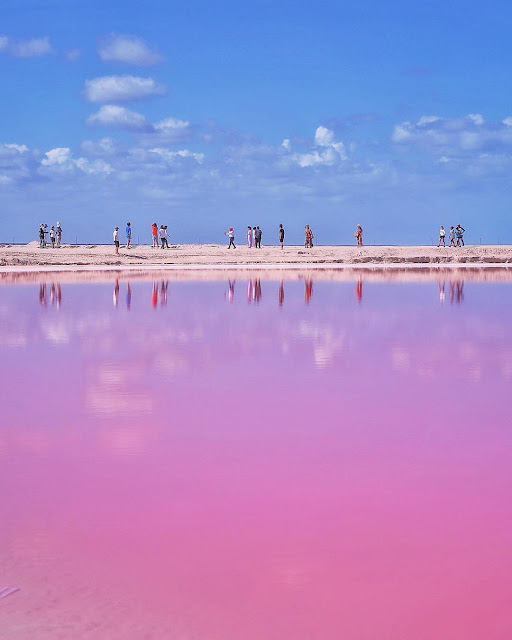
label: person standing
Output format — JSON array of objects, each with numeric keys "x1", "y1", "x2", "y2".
[
  {"x1": 279, "y1": 223, "x2": 285, "y2": 249},
  {"x1": 449, "y1": 226, "x2": 456, "y2": 247},
  {"x1": 354, "y1": 224, "x2": 363, "y2": 246},
  {"x1": 255, "y1": 226, "x2": 262, "y2": 248},
  {"x1": 455, "y1": 224, "x2": 466, "y2": 247},
  {"x1": 125, "y1": 222, "x2": 132, "y2": 248},
  {"x1": 39, "y1": 223, "x2": 46, "y2": 248},
  {"x1": 56, "y1": 222, "x2": 63, "y2": 247},
  {"x1": 305, "y1": 225, "x2": 314, "y2": 248},
  {"x1": 49, "y1": 226, "x2": 56, "y2": 248},
  {"x1": 151, "y1": 222, "x2": 159, "y2": 248},
  {"x1": 247, "y1": 226, "x2": 253, "y2": 248},
  {"x1": 225, "y1": 227, "x2": 236, "y2": 248},
  {"x1": 113, "y1": 226, "x2": 120, "y2": 255},
  {"x1": 438, "y1": 226, "x2": 446, "y2": 247},
  {"x1": 159, "y1": 225, "x2": 169, "y2": 248}
]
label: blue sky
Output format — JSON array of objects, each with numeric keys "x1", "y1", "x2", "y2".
[{"x1": 1, "y1": 0, "x2": 512, "y2": 244}]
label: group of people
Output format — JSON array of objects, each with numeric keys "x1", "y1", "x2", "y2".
[
  {"x1": 38, "y1": 222, "x2": 63, "y2": 248},
  {"x1": 245, "y1": 226, "x2": 264, "y2": 248},
  {"x1": 438, "y1": 224, "x2": 466, "y2": 247},
  {"x1": 151, "y1": 222, "x2": 171, "y2": 249}
]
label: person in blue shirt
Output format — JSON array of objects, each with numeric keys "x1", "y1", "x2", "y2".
[
  {"x1": 455, "y1": 224, "x2": 466, "y2": 247},
  {"x1": 125, "y1": 222, "x2": 132, "y2": 249}
]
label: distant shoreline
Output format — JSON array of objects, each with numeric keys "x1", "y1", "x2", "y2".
[{"x1": 1, "y1": 242, "x2": 512, "y2": 270}]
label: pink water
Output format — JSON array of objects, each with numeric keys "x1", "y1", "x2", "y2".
[{"x1": 1, "y1": 271, "x2": 512, "y2": 639}]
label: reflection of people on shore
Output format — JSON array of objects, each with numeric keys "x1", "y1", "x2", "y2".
[
  {"x1": 438, "y1": 280, "x2": 446, "y2": 303},
  {"x1": 449, "y1": 281, "x2": 464, "y2": 304},
  {"x1": 39, "y1": 283, "x2": 47, "y2": 306},
  {"x1": 247, "y1": 279, "x2": 253, "y2": 303},
  {"x1": 113, "y1": 279, "x2": 120, "y2": 307},
  {"x1": 126, "y1": 282, "x2": 131, "y2": 310},
  {"x1": 304, "y1": 278, "x2": 313, "y2": 304},
  {"x1": 355, "y1": 279, "x2": 363, "y2": 303},
  {"x1": 254, "y1": 279, "x2": 262, "y2": 303},
  {"x1": 226, "y1": 279, "x2": 235, "y2": 303},
  {"x1": 279, "y1": 280, "x2": 284, "y2": 307},
  {"x1": 39, "y1": 282, "x2": 61, "y2": 308},
  {"x1": 152, "y1": 281, "x2": 158, "y2": 308},
  {"x1": 160, "y1": 281, "x2": 168, "y2": 307}
]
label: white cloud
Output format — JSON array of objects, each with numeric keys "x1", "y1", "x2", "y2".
[
  {"x1": 84, "y1": 75, "x2": 165, "y2": 103},
  {"x1": 81, "y1": 137, "x2": 118, "y2": 156},
  {"x1": 0, "y1": 36, "x2": 8, "y2": 51},
  {"x1": 40, "y1": 147, "x2": 112, "y2": 175},
  {"x1": 149, "y1": 148, "x2": 204, "y2": 164},
  {"x1": 86, "y1": 105, "x2": 152, "y2": 131},
  {"x1": 10, "y1": 36, "x2": 51, "y2": 58},
  {"x1": 98, "y1": 34, "x2": 162, "y2": 65},
  {"x1": 282, "y1": 138, "x2": 291, "y2": 150},
  {"x1": 154, "y1": 117, "x2": 190, "y2": 133}
]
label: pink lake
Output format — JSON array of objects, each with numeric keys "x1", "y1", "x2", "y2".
[{"x1": 1, "y1": 269, "x2": 512, "y2": 639}]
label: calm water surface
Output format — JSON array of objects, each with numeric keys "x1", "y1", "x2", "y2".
[{"x1": 1, "y1": 270, "x2": 512, "y2": 639}]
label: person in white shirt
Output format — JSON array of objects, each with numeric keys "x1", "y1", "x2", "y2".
[
  {"x1": 224, "y1": 227, "x2": 236, "y2": 248},
  {"x1": 438, "y1": 226, "x2": 446, "y2": 247},
  {"x1": 113, "y1": 227, "x2": 120, "y2": 255},
  {"x1": 158, "y1": 225, "x2": 169, "y2": 249}
]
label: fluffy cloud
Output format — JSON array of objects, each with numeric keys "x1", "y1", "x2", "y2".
[
  {"x1": 40, "y1": 147, "x2": 112, "y2": 175},
  {"x1": 391, "y1": 113, "x2": 512, "y2": 153},
  {"x1": 84, "y1": 75, "x2": 165, "y2": 103},
  {"x1": 10, "y1": 36, "x2": 52, "y2": 57},
  {"x1": 0, "y1": 35, "x2": 8, "y2": 51},
  {"x1": 98, "y1": 34, "x2": 162, "y2": 65},
  {"x1": 284, "y1": 126, "x2": 347, "y2": 167},
  {"x1": 86, "y1": 105, "x2": 152, "y2": 131}
]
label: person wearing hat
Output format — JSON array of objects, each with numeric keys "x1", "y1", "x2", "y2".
[
  {"x1": 224, "y1": 227, "x2": 236, "y2": 249},
  {"x1": 113, "y1": 226, "x2": 120, "y2": 255}
]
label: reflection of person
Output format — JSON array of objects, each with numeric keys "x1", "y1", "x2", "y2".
[
  {"x1": 247, "y1": 226, "x2": 253, "y2": 248},
  {"x1": 113, "y1": 227, "x2": 120, "y2": 255},
  {"x1": 254, "y1": 279, "x2": 262, "y2": 302},
  {"x1": 225, "y1": 227, "x2": 236, "y2": 248},
  {"x1": 39, "y1": 283, "x2": 47, "y2": 306},
  {"x1": 354, "y1": 224, "x2": 363, "y2": 246},
  {"x1": 304, "y1": 278, "x2": 313, "y2": 304},
  {"x1": 278, "y1": 280, "x2": 284, "y2": 306},
  {"x1": 247, "y1": 279, "x2": 253, "y2": 303},
  {"x1": 152, "y1": 281, "x2": 158, "y2": 308},
  {"x1": 355, "y1": 279, "x2": 363, "y2": 303},
  {"x1": 113, "y1": 279, "x2": 119, "y2": 307},
  {"x1": 438, "y1": 226, "x2": 446, "y2": 247},
  {"x1": 160, "y1": 281, "x2": 168, "y2": 307},
  {"x1": 125, "y1": 222, "x2": 132, "y2": 248},
  {"x1": 438, "y1": 280, "x2": 446, "y2": 303},
  {"x1": 279, "y1": 224, "x2": 285, "y2": 249},
  {"x1": 226, "y1": 279, "x2": 235, "y2": 303},
  {"x1": 450, "y1": 281, "x2": 464, "y2": 304},
  {"x1": 126, "y1": 282, "x2": 131, "y2": 310}
]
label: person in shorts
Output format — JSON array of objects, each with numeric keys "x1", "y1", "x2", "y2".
[
  {"x1": 113, "y1": 226, "x2": 120, "y2": 255},
  {"x1": 438, "y1": 226, "x2": 446, "y2": 247}
]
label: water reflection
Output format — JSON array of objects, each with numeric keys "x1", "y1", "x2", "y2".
[
  {"x1": 39, "y1": 282, "x2": 61, "y2": 308},
  {"x1": 35, "y1": 277, "x2": 474, "y2": 310}
]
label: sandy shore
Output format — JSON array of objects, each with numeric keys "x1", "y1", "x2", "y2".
[{"x1": 1, "y1": 242, "x2": 512, "y2": 270}]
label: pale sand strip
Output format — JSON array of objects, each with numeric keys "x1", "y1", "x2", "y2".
[{"x1": 1, "y1": 242, "x2": 512, "y2": 270}]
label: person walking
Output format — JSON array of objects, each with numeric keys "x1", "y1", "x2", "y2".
[
  {"x1": 247, "y1": 226, "x2": 253, "y2": 248},
  {"x1": 455, "y1": 224, "x2": 466, "y2": 247},
  {"x1": 225, "y1": 227, "x2": 236, "y2": 248},
  {"x1": 56, "y1": 222, "x2": 63, "y2": 247},
  {"x1": 113, "y1": 226, "x2": 120, "y2": 255},
  {"x1": 255, "y1": 226, "x2": 262, "y2": 248},
  {"x1": 449, "y1": 226, "x2": 456, "y2": 247},
  {"x1": 159, "y1": 224, "x2": 169, "y2": 249},
  {"x1": 279, "y1": 223, "x2": 285, "y2": 249},
  {"x1": 125, "y1": 222, "x2": 132, "y2": 248},
  {"x1": 354, "y1": 224, "x2": 363, "y2": 246},
  {"x1": 438, "y1": 226, "x2": 446, "y2": 247},
  {"x1": 151, "y1": 222, "x2": 159, "y2": 248}
]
